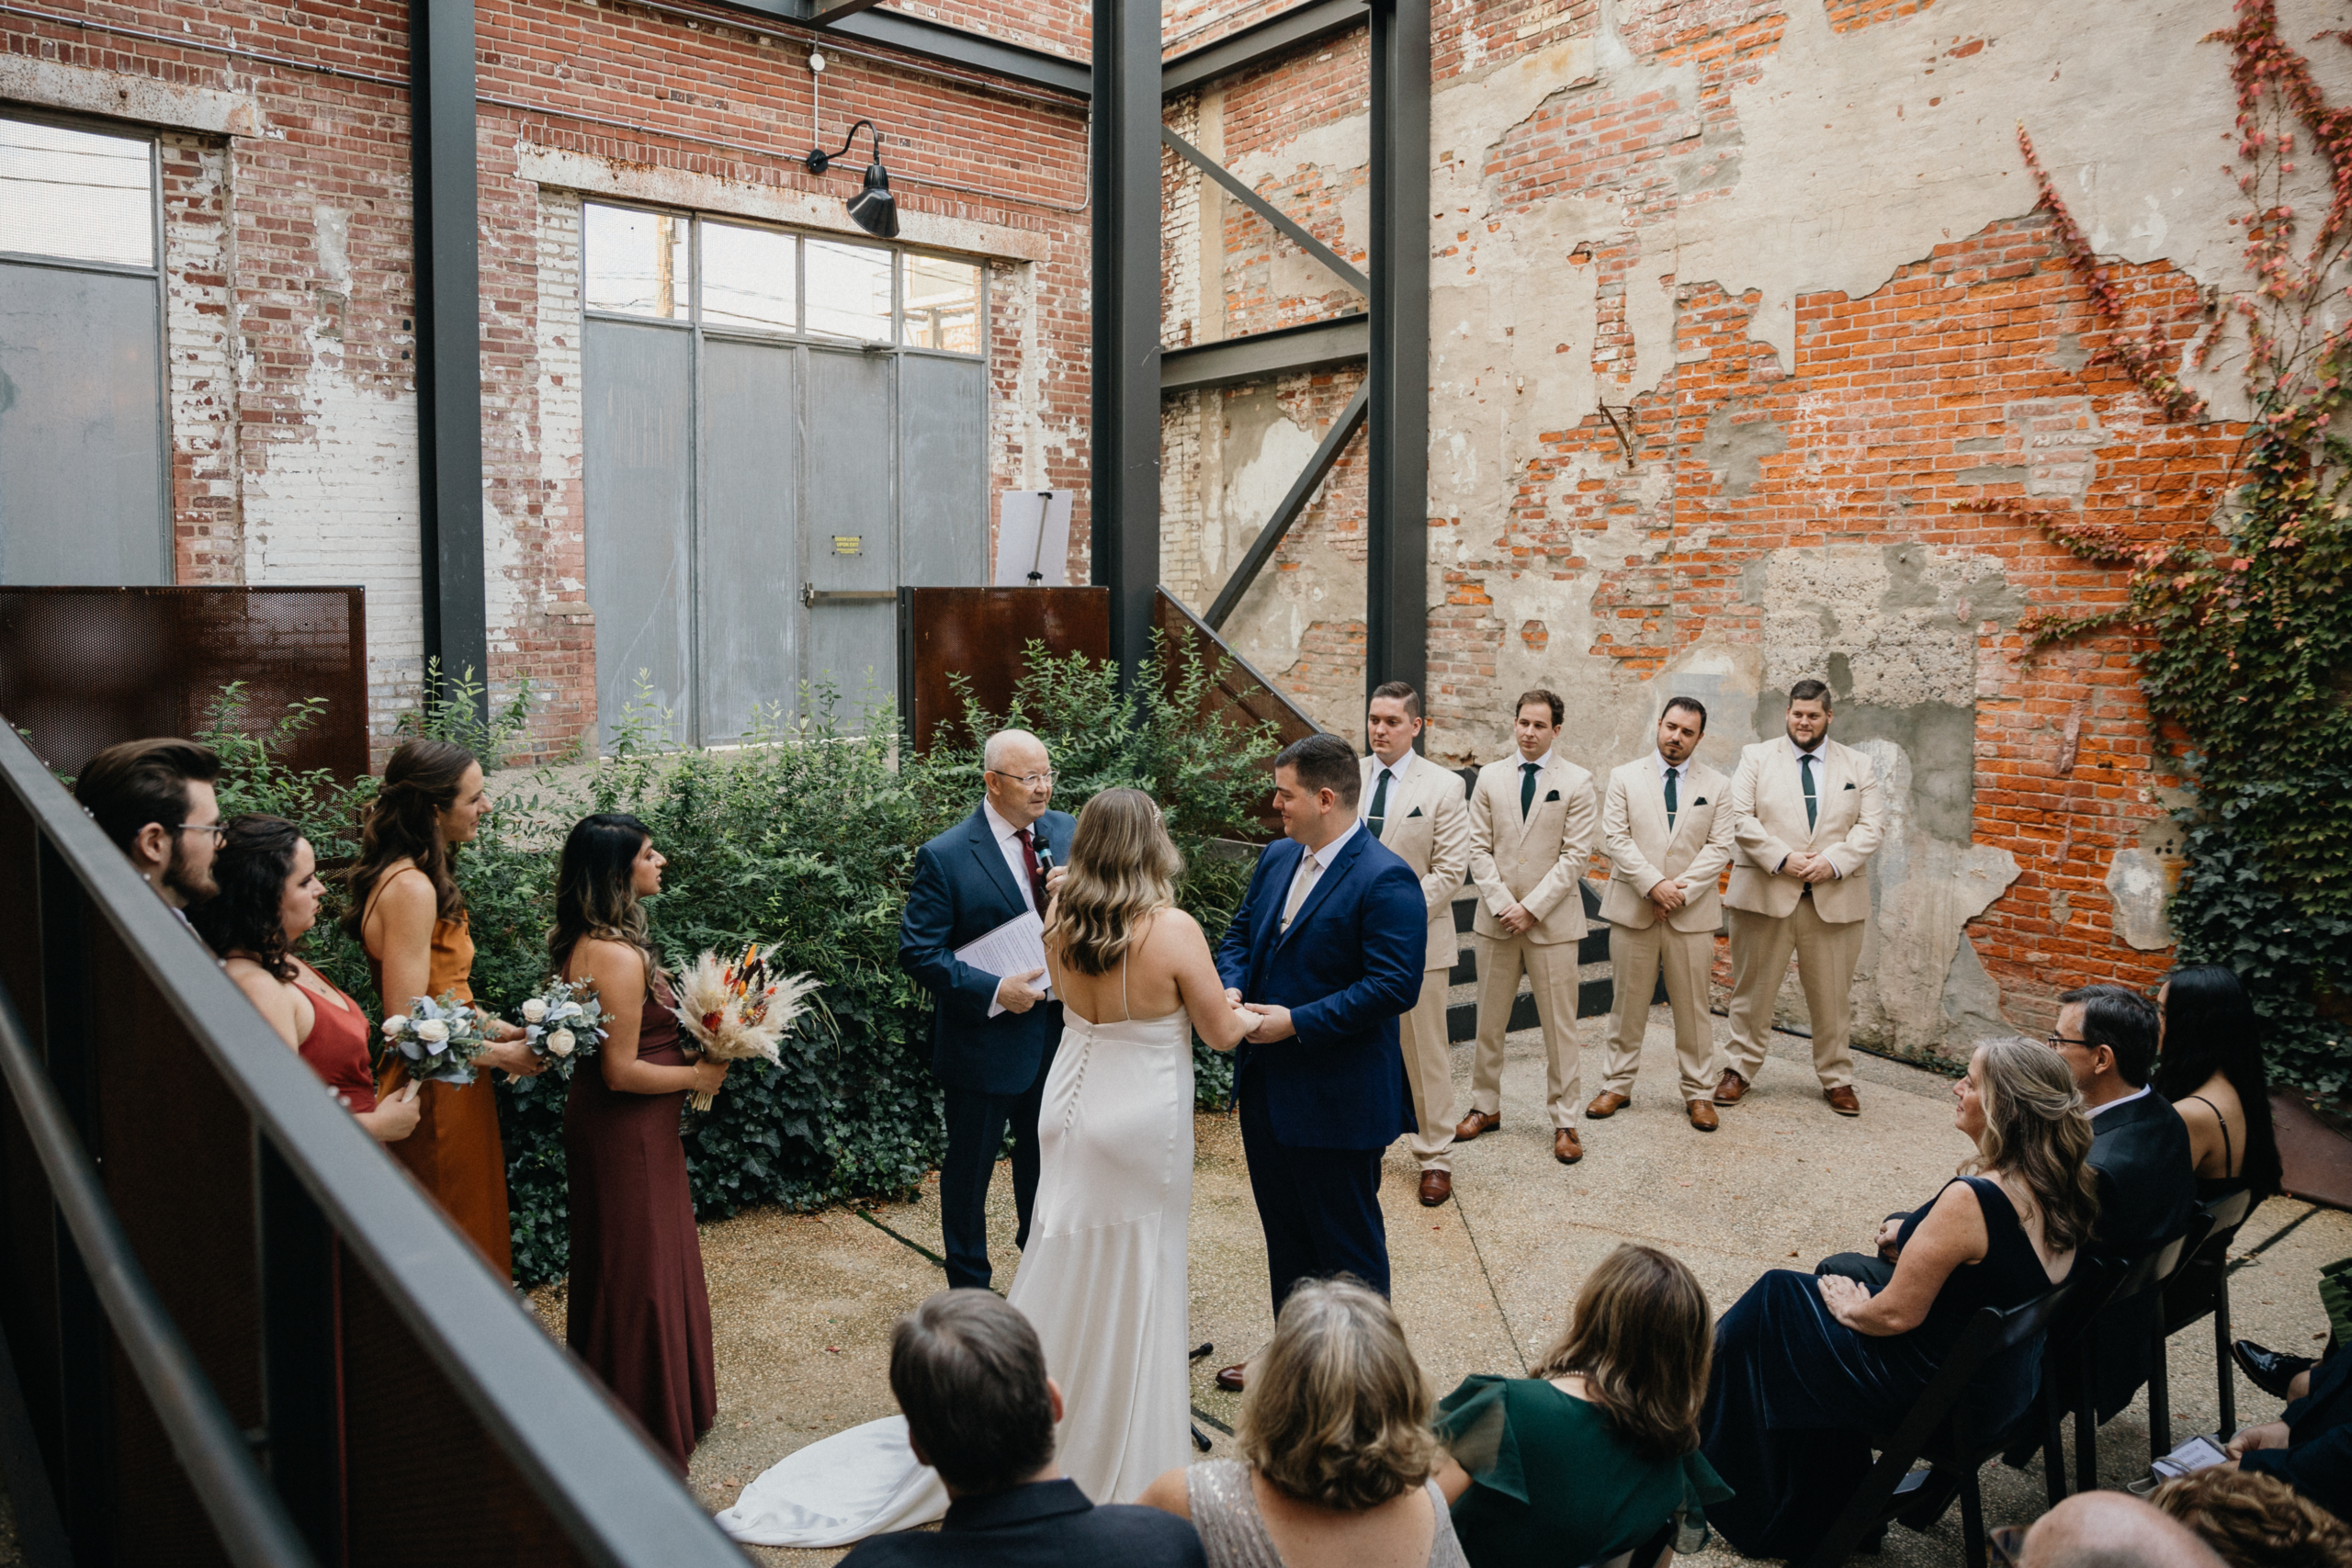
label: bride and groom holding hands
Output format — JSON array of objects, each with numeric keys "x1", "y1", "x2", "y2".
[{"x1": 718, "y1": 727, "x2": 1430, "y2": 1546}]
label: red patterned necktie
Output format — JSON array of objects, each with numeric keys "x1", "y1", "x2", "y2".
[{"x1": 1015, "y1": 826, "x2": 1046, "y2": 908}]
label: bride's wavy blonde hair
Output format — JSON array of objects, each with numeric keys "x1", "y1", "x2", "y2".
[{"x1": 1046, "y1": 788, "x2": 1182, "y2": 976}]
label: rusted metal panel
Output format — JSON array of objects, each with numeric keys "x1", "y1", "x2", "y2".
[{"x1": 897, "y1": 586, "x2": 1110, "y2": 752}]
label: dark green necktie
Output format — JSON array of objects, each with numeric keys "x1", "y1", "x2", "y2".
[
  {"x1": 1367, "y1": 767, "x2": 1392, "y2": 835},
  {"x1": 1663, "y1": 766, "x2": 1679, "y2": 830},
  {"x1": 1521, "y1": 761, "x2": 1540, "y2": 818},
  {"x1": 1800, "y1": 752, "x2": 1817, "y2": 830}
]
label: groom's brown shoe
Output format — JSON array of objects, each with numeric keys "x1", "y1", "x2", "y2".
[
  {"x1": 1215, "y1": 1362, "x2": 1248, "y2": 1392},
  {"x1": 1419, "y1": 1169, "x2": 1453, "y2": 1207},
  {"x1": 1454, "y1": 1109, "x2": 1501, "y2": 1141}
]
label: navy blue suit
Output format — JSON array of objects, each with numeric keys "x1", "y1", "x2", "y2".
[
  {"x1": 899, "y1": 804, "x2": 1075, "y2": 1289},
  {"x1": 1216, "y1": 825, "x2": 1424, "y2": 1314}
]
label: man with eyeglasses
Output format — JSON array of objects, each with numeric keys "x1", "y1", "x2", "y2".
[
  {"x1": 899, "y1": 729, "x2": 1073, "y2": 1292},
  {"x1": 72, "y1": 738, "x2": 224, "y2": 919}
]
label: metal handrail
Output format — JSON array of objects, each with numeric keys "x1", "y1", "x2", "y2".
[
  {"x1": 0, "y1": 724, "x2": 747, "y2": 1565},
  {"x1": 0, "y1": 982, "x2": 318, "y2": 1568}
]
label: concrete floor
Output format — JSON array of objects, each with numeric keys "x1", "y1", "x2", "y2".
[{"x1": 532, "y1": 1007, "x2": 2352, "y2": 1566}]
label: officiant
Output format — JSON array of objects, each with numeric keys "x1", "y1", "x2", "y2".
[{"x1": 900, "y1": 730, "x2": 1075, "y2": 1291}]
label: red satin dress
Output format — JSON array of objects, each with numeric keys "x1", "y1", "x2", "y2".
[
  {"x1": 295, "y1": 968, "x2": 378, "y2": 1113},
  {"x1": 562, "y1": 976, "x2": 717, "y2": 1473}
]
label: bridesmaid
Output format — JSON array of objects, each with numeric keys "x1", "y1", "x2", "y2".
[
  {"x1": 552, "y1": 812, "x2": 727, "y2": 1473},
  {"x1": 345, "y1": 739, "x2": 544, "y2": 1277},
  {"x1": 197, "y1": 813, "x2": 423, "y2": 1144}
]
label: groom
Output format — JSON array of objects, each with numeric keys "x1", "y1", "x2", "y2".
[{"x1": 1216, "y1": 732, "x2": 1425, "y2": 1384}]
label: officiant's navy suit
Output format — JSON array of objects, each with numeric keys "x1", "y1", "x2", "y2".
[
  {"x1": 900, "y1": 804, "x2": 1075, "y2": 1291},
  {"x1": 1217, "y1": 827, "x2": 1424, "y2": 1314}
]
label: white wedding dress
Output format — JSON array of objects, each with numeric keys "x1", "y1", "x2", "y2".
[{"x1": 717, "y1": 953, "x2": 1196, "y2": 1546}]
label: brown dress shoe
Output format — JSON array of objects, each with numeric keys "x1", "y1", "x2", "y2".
[
  {"x1": 1215, "y1": 1362, "x2": 1247, "y2": 1392},
  {"x1": 1419, "y1": 1169, "x2": 1453, "y2": 1207},
  {"x1": 1826, "y1": 1085, "x2": 1861, "y2": 1116},
  {"x1": 1554, "y1": 1126, "x2": 1583, "y2": 1164},
  {"x1": 1688, "y1": 1099, "x2": 1720, "y2": 1132},
  {"x1": 1454, "y1": 1109, "x2": 1502, "y2": 1141},
  {"x1": 1586, "y1": 1090, "x2": 1631, "y2": 1119},
  {"x1": 1714, "y1": 1068, "x2": 1750, "y2": 1105}
]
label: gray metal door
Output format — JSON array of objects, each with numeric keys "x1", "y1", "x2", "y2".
[
  {"x1": 898, "y1": 355, "x2": 988, "y2": 588},
  {"x1": 0, "y1": 262, "x2": 165, "y2": 585},
  {"x1": 801, "y1": 348, "x2": 898, "y2": 714},
  {"x1": 583, "y1": 318, "x2": 694, "y2": 746},
  {"x1": 698, "y1": 338, "x2": 799, "y2": 741}
]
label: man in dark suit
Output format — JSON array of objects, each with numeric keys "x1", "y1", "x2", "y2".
[
  {"x1": 2231, "y1": 1342, "x2": 2352, "y2": 1525},
  {"x1": 1213, "y1": 732, "x2": 1425, "y2": 1386},
  {"x1": 840, "y1": 1291, "x2": 1205, "y2": 1568},
  {"x1": 899, "y1": 730, "x2": 1075, "y2": 1291}
]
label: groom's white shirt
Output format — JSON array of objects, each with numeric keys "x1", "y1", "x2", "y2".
[{"x1": 1281, "y1": 816, "x2": 1360, "y2": 932}]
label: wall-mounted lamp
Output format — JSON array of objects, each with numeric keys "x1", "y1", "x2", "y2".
[{"x1": 805, "y1": 118, "x2": 899, "y2": 240}]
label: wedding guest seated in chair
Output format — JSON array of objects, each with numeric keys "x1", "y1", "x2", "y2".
[
  {"x1": 840, "y1": 1291, "x2": 1206, "y2": 1568},
  {"x1": 1700, "y1": 1040, "x2": 2097, "y2": 1562},
  {"x1": 1141, "y1": 1277, "x2": 1467, "y2": 1568},
  {"x1": 2221, "y1": 1341, "x2": 2352, "y2": 1530},
  {"x1": 2154, "y1": 964, "x2": 2285, "y2": 1204},
  {"x1": 1430, "y1": 1245, "x2": 1729, "y2": 1568}
]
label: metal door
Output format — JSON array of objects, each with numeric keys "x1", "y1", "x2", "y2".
[
  {"x1": 583, "y1": 318, "x2": 694, "y2": 746},
  {"x1": 898, "y1": 355, "x2": 988, "y2": 589},
  {"x1": 800, "y1": 348, "x2": 897, "y2": 716},
  {"x1": 698, "y1": 339, "x2": 799, "y2": 740}
]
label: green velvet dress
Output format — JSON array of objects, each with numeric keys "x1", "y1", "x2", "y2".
[{"x1": 1435, "y1": 1375, "x2": 1731, "y2": 1568}]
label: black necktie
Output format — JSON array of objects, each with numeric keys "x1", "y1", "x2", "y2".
[
  {"x1": 1663, "y1": 766, "x2": 1679, "y2": 830},
  {"x1": 1800, "y1": 753, "x2": 1817, "y2": 831},
  {"x1": 1520, "y1": 761, "x2": 1540, "y2": 818},
  {"x1": 1368, "y1": 767, "x2": 1392, "y2": 835}
]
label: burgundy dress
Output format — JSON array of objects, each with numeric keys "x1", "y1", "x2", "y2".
[{"x1": 563, "y1": 979, "x2": 717, "y2": 1472}]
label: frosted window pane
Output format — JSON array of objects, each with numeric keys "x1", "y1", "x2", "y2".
[
  {"x1": 583, "y1": 203, "x2": 689, "y2": 320},
  {"x1": 903, "y1": 254, "x2": 980, "y2": 353},
  {"x1": 0, "y1": 118, "x2": 153, "y2": 268},
  {"x1": 805, "y1": 239, "x2": 893, "y2": 342},
  {"x1": 701, "y1": 221, "x2": 796, "y2": 333}
]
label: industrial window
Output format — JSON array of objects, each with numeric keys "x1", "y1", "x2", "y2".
[
  {"x1": 0, "y1": 114, "x2": 168, "y2": 585},
  {"x1": 577, "y1": 200, "x2": 988, "y2": 748}
]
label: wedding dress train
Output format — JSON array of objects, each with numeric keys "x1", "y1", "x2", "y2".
[{"x1": 717, "y1": 987, "x2": 1195, "y2": 1546}]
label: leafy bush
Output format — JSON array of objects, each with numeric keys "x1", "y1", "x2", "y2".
[{"x1": 202, "y1": 640, "x2": 1278, "y2": 1286}]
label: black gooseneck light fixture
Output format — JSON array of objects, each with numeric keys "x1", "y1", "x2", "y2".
[{"x1": 805, "y1": 118, "x2": 899, "y2": 240}]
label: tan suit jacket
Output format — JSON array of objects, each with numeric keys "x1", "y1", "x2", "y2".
[
  {"x1": 1359, "y1": 751, "x2": 1471, "y2": 971},
  {"x1": 1725, "y1": 736, "x2": 1885, "y2": 924},
  {"x1": 1467, "y1": 752, "x2": 1599, "y2": 946},
  {"x1": 1600, "y1": 756, "x2": 1735, "y2": 933}
]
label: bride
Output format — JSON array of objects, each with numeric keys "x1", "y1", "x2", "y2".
[{"x1": 718, "y1": 788, "x2": 1257, "y2": 1545}]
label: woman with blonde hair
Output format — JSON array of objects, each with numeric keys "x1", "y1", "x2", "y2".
[
  {"x1": 1430, "y1": 1246, "x2": 1729, "y2": 1568},
  {"x1": 719, "y1": 787, "x2": 1254, "y2": 1540},
  {"x1": 1141, "y1": 1276, "x2": 1467, "y2": 1568},
  {"x1": 1702, "y1": 1039, "x2": 2098, "y2": 1561}
]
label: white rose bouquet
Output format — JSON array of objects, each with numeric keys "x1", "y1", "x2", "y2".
[
  {"x1": 378, "y1": 990, "x2": 492, "y2": 1090},
  {"x1": 513, "y1": 977, "x2": 608, "y2": 1080},
  {"x1": 675, "y1": 942, "x2": 820, "y2": 1111}
]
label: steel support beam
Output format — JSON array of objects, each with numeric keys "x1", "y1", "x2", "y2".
[
  {"x1": 689, "y1": 0, "x2": 1093, "y2": 97},
  {"x1": 1160, "y1": 315, "x2": 1368, "y2": 394},
  {"x1": 1091, "y1": 0, "x2": 1162, "y2": 688},
  {"x1": 1365, "y1": 0, "x2": 1429, "y2": 705},
  {"x1": 1162, "y1": 0, "x2": 1369, "y2": 96},
  {"x1": 1205, "y1": 384, "x2": 1368, "y2": 632},
  {"x1": 1161, "y1": 127, "x2": 1368, "y2": 293},
  {"x1": 411, "y1": 0, "x2": 489, "y2": 711}
]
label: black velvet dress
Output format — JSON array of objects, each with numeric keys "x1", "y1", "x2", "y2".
[{"x1": 1700, "y1": 1176, "x2": 2055, "y2": 1561}]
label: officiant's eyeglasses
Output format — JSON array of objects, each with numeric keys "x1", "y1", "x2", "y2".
[{"x1": 985, "y1": 769, "x2": 1056, "y2": 788}]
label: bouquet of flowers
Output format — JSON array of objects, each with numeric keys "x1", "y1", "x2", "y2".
[
  {"x1": 674, "y1": 943, "x2": 820, "y2": 1111},
  {"x1": 514, "y1": 977, "x2": 609, "y2": 1080},
  {"x1": 379, "y1": 990, "x2": 492, "y2": 1091}
]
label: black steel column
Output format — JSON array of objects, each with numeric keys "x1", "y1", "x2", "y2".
[
  {"x1": 1091, "y1": 0, "x2": 1163, "y2": 688},
  {"x1": 1366, "y1": 0, "x2": 1429, "y2": 703},
  {"x1": 411, "y1": 0, "x2": 490, "y2": 710}
]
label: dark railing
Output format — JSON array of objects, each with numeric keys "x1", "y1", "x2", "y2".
[{"x1": 0, "y1": 725, "x2": 746, "y2": 1567}]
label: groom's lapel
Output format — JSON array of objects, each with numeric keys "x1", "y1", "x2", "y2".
[{"x1": 1276, "y1": 830, "x2": 1365, "y2": 949}]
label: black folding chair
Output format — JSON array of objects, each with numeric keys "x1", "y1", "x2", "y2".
[
  {"x1": 2151, "y1": 1187, "x2": 2257, "y2": 1449},
  {"x1": 1793, "y1": 1276, "x2": 2083, "y2": 1568},
  {"x1": 2062, "y1": 1223, "x2": 2204, "y2": 1488},
  {"x1": 2007, "y1": 1252, "x2": 2121, "y2": 1506}
]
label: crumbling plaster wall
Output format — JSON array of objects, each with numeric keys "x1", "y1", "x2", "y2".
[{"x1": 1160, "y1": 0, "x2": 2346, "y2": 1055}]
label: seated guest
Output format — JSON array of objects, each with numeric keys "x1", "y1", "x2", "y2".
[
  {"x1": 841, "y1": 1291, "x2": 1205, "y2": 1567},
  {"x1": 1141, "y1": 1277, "x2": 1466, "y2": 1568},
  {"x1": 73, "y1": 736, "x2": 222, "y2": 915},
  {"x1": 1430, "y1": 1245, "x2": 1730, "y2": 1568},
  {"x1": 2154, "y1": 965, "x2": 2285, "y2": 1201},
  {"x1": 2153, "y1": 1467, "x2": 2352, "y2": 1568},
  {"x1": 2018, "y1": 1490, "x2": 2228, "y2": 1568},
  {"x1": 1701, "y1": 1040, "x2": 2095, "y2": 1562},
  {"x1": 194, "y1": 815, "x2": 421, "y2": 1144},
  {"x1": 2222, "y1": 1342, "x2": 2352, "y2": 1529}
]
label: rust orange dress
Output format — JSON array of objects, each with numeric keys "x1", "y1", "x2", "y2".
[{"x1": 371, "y1": 912, "x2": 513, "y2": 1279}]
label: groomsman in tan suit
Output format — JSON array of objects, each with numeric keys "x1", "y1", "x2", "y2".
[
  {"x1": 1589, "y1": 696, "x2": 1736, "y2": 1133},
  {"x1": 1358, "y1": 682, "x2": 1473, "y2": 1207},
  {"x1": 1718, "y1": 679, "x2": 1887, "y2": 1115},
  {"x1": 1454, "y1": 689, "x2": 1600, "y2": 1165}
]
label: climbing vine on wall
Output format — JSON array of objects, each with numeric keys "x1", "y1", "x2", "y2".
[{"x1": 2003, "y1": 0, "x2": 2352, "y2": 1097}]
